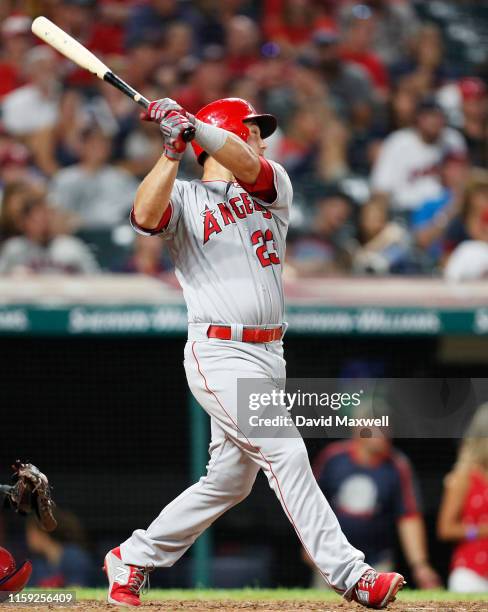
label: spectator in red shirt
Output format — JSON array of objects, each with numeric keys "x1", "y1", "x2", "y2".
[
  {"x1": 176, "y1": 51, "x2": 230, "y2": 115},
  {"x1": 225, "y1": 16, "x2": 261, "y2": 78},
  {"x1": 263, "y1": 0, "x2": 323, "y2": 52},
  {"x1": 339, "y1": 4, "x2": 389, "y2": 94},
  {"x1": 438, "y1": 403, "x2": 488, "y2": 592},
  {"x1": 0, "y1": 15, "x2": 31, "y2": 99}
]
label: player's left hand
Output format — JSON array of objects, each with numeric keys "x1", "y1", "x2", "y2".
[
  {"x1": 412, "y1": 562, "x2": 442, "y2": 589},
  {"x1": 140, "y1": 98, "x2": 184, "y2": 123},
  {"x1": 160, "y1": 111, "x2": 194, "y2": 161}
]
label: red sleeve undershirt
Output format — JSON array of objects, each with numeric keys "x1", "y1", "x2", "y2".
[
  {"x1": 131, "y1": 203, "x2": 173, "y2": 234},
  {"x1": 236, "y1": 157, "x2": 277, "y2": 203}
]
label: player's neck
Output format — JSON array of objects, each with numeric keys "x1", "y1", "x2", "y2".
[{"x1": 202, "y1": 158, "x2": 234, "y2": 183}]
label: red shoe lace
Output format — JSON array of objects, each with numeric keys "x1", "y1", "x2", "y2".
[{"x1": 357, "y1": 569, "x2": 378, "y2": 590}]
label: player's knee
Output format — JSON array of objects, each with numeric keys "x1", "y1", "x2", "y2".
[
  {"x1": 202, "y1": 471, "x2": 255, "y2": 503},
  {"x1": 233, "y1": 476, "x2": 255, "y2": 503},
  {"x1": 265, "y1": 442, "x2": 310, "y2": 479}
]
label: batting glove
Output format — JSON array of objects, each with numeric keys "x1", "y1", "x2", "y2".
[
  {"x1": 140, "y1": 98, "x2": 184, "y2": 123},
  {"x1": 160, "y1": 111, "x2": 193, "y2": 161}
]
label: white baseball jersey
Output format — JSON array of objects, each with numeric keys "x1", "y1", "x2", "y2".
[
  {"x1": 371, "y1": 127, "x2": 466, "y2": 211},
  {"x1": 132, "y1": 160, "x2": 293, "y2": 326}
]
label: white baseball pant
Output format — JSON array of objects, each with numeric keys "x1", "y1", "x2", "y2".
[{"x1": 121, "y1": 336, "x2": 369, "y2": 596}]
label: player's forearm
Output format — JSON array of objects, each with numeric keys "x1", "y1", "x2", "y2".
[
  {"x1": 209, "y1": 133, "x2": 260, "y2": 183},
  {"x1": 193, "y1": 119, "x2": 260, "y2": 183},
  {"x1": 133, "y1": 156, "x2": 179, "y2": 229}
]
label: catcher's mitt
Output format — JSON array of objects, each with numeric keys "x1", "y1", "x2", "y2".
[{"x1": 1, "y1": 461, "x2": 57, "y2": 532}]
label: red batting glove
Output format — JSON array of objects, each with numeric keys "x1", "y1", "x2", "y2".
[
  {"x1": 140, "y1": 97, "x2": 184, "y2": 123},
  {"x1": 160, "y1": 111, "x2": 194, "y2": 161}
]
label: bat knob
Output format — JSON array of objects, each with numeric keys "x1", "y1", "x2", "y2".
[{"x1": 182, "y1": 126, "x2": 196, "y2": 143}]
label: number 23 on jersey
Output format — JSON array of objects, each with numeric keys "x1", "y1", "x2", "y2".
[{"x1": 251, "y1": 229, "x2": 281, "y2": 268}]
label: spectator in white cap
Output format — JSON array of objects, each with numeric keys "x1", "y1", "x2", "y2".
[
  {"x1": 0, "y1": 14, "x2": 32, "y2": 98},
  {"x1": 1, "y1": 46, "x2": 61, "y2": 137}
]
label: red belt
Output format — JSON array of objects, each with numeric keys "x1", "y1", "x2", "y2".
[{"x1": 207, "y1": 325, "x2": 282, "y2": 343}]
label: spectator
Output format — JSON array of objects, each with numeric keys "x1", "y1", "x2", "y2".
[
  {"x1": 123, "y1": 37, "x2": 163, "y2": 99},
  {"x1": 310, "y1": 25, "x2": 374, "y2": 127},
  {"x1": 287, "y1": 194, "x2": 353, "y2": 275},
  {"x1": 117, "y1": 234, "x2": 172, "y2": 276},
  {"x1": 308, "y1": 417, "x2": 440, "y2": 589},
  {"x1": 263, "y1": 0, "x2": 323, "y2": 52},
  {"x1": 353, "y1": 195, "x2": 412, "y2": 274},
  {"x1": 438, "y1": 403, "x2": 488, "y2": 593},
  {"x1": 390, "y1": 24, "x2": 451, "y2": 94},
  {"x1": 1, "y1": 46, "x2": 60, "y2": 138},
  {"x1": 0, "y1": 182, "x2": 34, "y2": 243},
  {"x1": 444, "y1": 171, "x2": 488, "y2": 282},
  {"x1": 26, "y1": 509, "x2": 94, "y2": 588},
  {"x1": 255, "y1": 45, "x2": 306, "y2": 126},
  {"x1": 339, "y1": 4, "x2": 389, "y2": 93},
  {"x1": 0, "y1": 193, "x2": 99, "y2": 275},
  {"x1": 49, "y1": 125, "x2": 138, "y2": 230},
  {"x1": 371, "y1": 96, "x2": 466, "y2": 212},
  {"x1": 349, "y1": 81, "x2": 418, "y2": 176},
  {"x1": 1, "y1": 45, "x2": 63, "y2": 177},
  {"x1": 351, "y1": 0, "x2": 419, "y2": 67},
  {"x1": 458, "y1": 78, "x2": 488, "y2": 168},
  {"x1": 163, "y1": 21, "x2": 194, "y2": 66},
  {"x1": 50, "y1": 0, "x2": 122, "y2": 87},
  {"x1": 225, "y1": 16, "x2": 261, "y2": 78},
  {"x1": 176, "y1": 52, "x2": 230, "y2": 114},
  {"x1": 0, "y1": 14, "x2": 31, "y2": 99},
  {"x1": 412, "y1": 153, "x2": 469, "y2": 266},
  {"x1": 122, "y1": 121, "x2": 167, "y2": 181},
  {"x1": 275, "y1": 106, "x2": 322, "y2": 178},
  {"x1": 125, "y1": 0, "x2": 201, "y2": 50},
  {"x1": 383, "y1": 81, "x2": 419, "y2": 132},
  {"x1": 0, "y1": 123, "x2": 32, "y2": 187}
]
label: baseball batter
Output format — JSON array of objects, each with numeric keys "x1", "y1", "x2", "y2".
[{"x1": 104, "y1": 97, "x2": 405, "y2": 609}]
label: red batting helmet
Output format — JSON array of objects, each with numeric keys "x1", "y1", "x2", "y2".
[
  {"x1": 191, "y1": 98, "x2": 277, "y2": 165},
  {"x1": 0, "y1": 547, "x2": 32, "y2": 602}
]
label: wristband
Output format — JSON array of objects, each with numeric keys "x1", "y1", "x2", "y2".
[
  {"x1": 194, "y1": 119, "x2": 228, "y2": 155},
  {"x1": 465, "y1": 525, "x2": 479, "y2": 541}
]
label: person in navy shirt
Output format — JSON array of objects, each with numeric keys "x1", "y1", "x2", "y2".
[{"x1": 306, "y1": 434, "x2": 441, "y2": 589}]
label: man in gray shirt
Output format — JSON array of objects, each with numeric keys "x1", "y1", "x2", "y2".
[{"x1": 49, "y1": 126, "x2": 138, "y2": 230}]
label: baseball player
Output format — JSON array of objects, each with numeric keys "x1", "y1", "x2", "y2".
[{"x1": 104, "y1": 97, "x2": 405, "y2": 608}]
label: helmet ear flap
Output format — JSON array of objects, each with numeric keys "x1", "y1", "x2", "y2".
[{"x1": 0, "y1": 560, "x2": 32, "y2": 601}]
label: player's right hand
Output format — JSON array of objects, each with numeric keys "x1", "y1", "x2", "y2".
[
  {"x1": 160, "y1": 111, "x2": 193, "y2": 161},
  {"x1": 140, "y1": 98, "x2": 183, "y2": 123}
]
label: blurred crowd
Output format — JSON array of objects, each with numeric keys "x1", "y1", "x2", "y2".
[{"x1": 0, "y1": 0, "x2": 487, "y2": 279}]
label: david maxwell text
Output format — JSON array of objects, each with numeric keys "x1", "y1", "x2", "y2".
[{"x1": 249, "y1": 415, "x2": 390, "y2": 427}]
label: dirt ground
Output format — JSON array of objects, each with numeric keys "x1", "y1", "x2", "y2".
[{"x1": 2, "y1": 601, "x2": 487, "y2": 612}]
